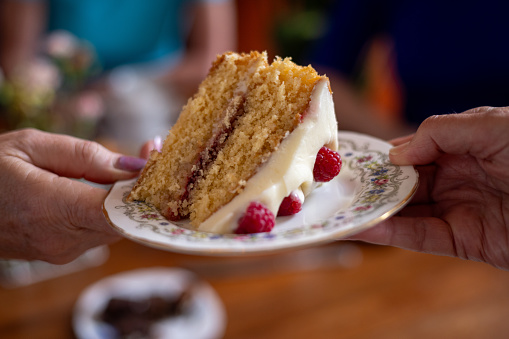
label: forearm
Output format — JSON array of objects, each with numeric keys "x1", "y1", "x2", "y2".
[
  {"x1": 160, "y1": 1, "x2": 237, "y2": 97},
  {"x1": 0, "y1": 0, "x2": 47, "y2": 76}
]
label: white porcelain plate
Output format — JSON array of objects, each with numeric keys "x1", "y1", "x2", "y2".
[
  {"x1": 73, "y1": 267, "x2": 226, "y2": 339},
  {"x1": 103, "y1": 131, "x2": 419, "y2": 255}
]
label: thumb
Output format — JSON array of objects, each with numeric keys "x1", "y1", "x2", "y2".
[
  {"x1": 14, "y1": 129, "x2": 146, "y2": 184},
  {"x1": 388, "y1": 108, "x2": 509, "y2": 166}
]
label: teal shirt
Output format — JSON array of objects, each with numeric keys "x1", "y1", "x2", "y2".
[{"x1": 45, "y1": 0, "x2": 222, "y2": 70}]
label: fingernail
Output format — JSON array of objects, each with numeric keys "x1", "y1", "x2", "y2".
[
  {"x1": 153, "y1": 135, "x2": 162, "y2": 153},
  {"x1": 115, "y1": 156, "x2": 147, "y2": 171},
  {"x1": 389, "y1": 141, "x2": 410, "y2": 156}
]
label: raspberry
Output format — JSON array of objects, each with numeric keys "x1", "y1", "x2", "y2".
[
  {"x1": 313, "y1": 146, "x2": 342, "y2": 182},
  {"x1": 235, "y1": 201, "x2": 275, "y2": 234},
  {"x1": 277, "y1": 192, "x2": 302, "y2": 216}
]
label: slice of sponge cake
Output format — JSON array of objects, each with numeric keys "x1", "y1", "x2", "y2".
[{"x1": 128, "y1": 51, "x2": 340, "y2": 234}]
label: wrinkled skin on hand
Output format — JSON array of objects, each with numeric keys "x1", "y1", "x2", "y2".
[
  {"x1": 0, "y1": 129, "x2": 147, "y2": 264},
  {"x1": 349, "y1": 107, "x2": 509, "y2": 270}
]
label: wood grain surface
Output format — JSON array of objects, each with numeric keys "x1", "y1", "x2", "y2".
[{"x1": 1, "y1": 239, "x2": 509, "y2": 339}]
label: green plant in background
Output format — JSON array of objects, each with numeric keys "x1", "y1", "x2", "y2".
[
  {"x1": 0, "y1": 30, "x2": 103, "y2": 139},
  {"x1": 0, "y1": 59, "x2": 59, "y2": 131},
  {"x1": 273, "y1": 0, "x2": 334, "y2": 64}
]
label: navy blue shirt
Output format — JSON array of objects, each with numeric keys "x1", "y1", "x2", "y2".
[{"x1": 310, "y1": 0, "x2": 509, "y2": 125}]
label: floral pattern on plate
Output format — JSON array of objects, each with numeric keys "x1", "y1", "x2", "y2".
[{"x1": 103, "y1": 131, "x2": 418, "y2": 255}]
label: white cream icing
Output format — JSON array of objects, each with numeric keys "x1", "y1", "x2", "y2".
[{"x1": 197, "y1": 78, "x2": 338, "y2": 234}]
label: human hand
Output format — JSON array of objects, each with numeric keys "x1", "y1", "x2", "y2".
[
  {"x1": 139, "y1": 135, "x2": 162, "y2": 160},
  {"x1": 0, "y1": 129, "x2": 147, "y2": 264},
  {"x1": 349, "y1": 107, "x2": 509, "y2": 270}
]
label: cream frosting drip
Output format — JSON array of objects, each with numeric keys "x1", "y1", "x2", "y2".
[{"x1": 197, "y1": 78, "x2": 338, "y2": 234}]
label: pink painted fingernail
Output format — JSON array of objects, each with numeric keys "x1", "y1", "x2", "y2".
[
  {"x1": 154, "y1": 135, "x2": 162, "y2": 153},
  {"x1": 115, "y1": 156, "x2": 147, "y2": 171},
  {"x1": 389, "y1": 141, "x2": 410, "y2": 156}
]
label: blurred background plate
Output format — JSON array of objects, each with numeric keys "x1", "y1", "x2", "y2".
[{"x1": 72, "y1": 267, "x2": 226, "y2": 339}]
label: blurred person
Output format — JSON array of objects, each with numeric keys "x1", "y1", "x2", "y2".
[
  {"x1": 0, "y1": 128, "x2": 149, "y2": 264},
  {"x1": 0, "y1": 0, "x2": 236, "y2": 98},
  {"x1": 0, "y1": 0, "x2": 236, "y2": 153},
  {"x1": 350, "y1": 106, "x2": 509, "y2": 271},
  {"x1": 308, "y1": 0, "x2": 509, "y2": 139}
]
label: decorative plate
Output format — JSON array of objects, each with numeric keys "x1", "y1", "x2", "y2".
[
  {"x1": 73, "y1": 267, "x2": 226, "y2": 339},
  {"x1": 103, "y1": 131, "x2": 419, "y2": 255}
]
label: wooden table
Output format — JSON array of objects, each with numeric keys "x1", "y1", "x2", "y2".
[{"x1": 1, "y1": 239, "x2": 509, "y2": 339}]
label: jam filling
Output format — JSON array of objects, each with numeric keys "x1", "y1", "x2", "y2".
[{"x1": 176, "y1": 93, "x2": 247, "y2": 219}]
